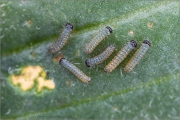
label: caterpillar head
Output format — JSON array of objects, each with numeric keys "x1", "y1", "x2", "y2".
[
  {"x1": 66, "y1": 23, "x2": 73, "y2": 30},
  {"x1": 130, "y1": 40, "x2": 137, "y2": 48},
  {"x1": 143, "y1": 40, "x2": 151, "y2": 46},
  {"x1": 106, "y1": 26, "x2": 113, "y2": 33}
]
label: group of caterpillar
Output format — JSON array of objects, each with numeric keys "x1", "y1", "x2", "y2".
[
  {"x1": 49, "y1": 23, "x2": 151, "y2": 83},
  {"x1": 84, "y1": 27, "x2": 151, "y2": 73},
  {"x1": 104, "y1": 40, "x2": 151, "y2": 73}
]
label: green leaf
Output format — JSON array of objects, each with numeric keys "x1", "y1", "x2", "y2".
[{"x1": 1, "y1": 0, "x2": 179, "y2": 119}]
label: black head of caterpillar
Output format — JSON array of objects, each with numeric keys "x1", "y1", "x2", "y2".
[
  {"x1": 65, "y1": 23, "x2": 73, "y2": 30},
  {"x1": 143, "y1": 40, "x2": 151, "y2": 46},
  {"x1": 130, "y1": 40, "x2": 137, "y2": 48},
  {"x1": 85, "y1": 60, "x2": 91, "y2": 67},
  {"x1": 106, "y1": 26, "x2": 113, "y2": 33},
  {"x1": 59, "y1": 57, "x2": 65, "y2": 64}
]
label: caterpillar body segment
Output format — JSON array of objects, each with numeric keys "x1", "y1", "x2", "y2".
[
  {"x1": 104, "y1": 40, "x2": 137, "y2": 73},
  {"x1": 84, "y1": 26, "x2": 112, "y2": 54},
  {"x1": 85, "y1": 45, "x2": 115, "y2": 67},
  {"x1": 49, "y1": 23, "x2": 73, "y2": 53},
  {"x1": 59, "y1": 58, "x2": 91, "y2": 83}
]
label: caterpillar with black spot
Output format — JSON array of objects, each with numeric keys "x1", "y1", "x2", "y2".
[
  {"x1": 49, "y1": 23, "x2": 73, "y2": 53},
  {"x1": 104, "y1": 40, "x2": 137, "y2": 73},
  {"x1": 85, "y1": 45, "x2": 115, "y2": 67},
  {"x1": 84, "y1": 26, "x2": 112, "y2": 54},
  {"x1": 59, "y1": 57, "x2": 91, "y2": 83},
  {"x1": 124, "y1": 40, "x2": 151, "y2": 72}
]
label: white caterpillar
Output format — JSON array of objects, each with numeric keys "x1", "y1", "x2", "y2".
[
  {"x1": 85, "y1": 45, "x2": 115, "y2": 67},
  {"x1": 104, "y1": 40, "x2": 137, "y2": 73},
  {"x1": 49, "y1": 23, "x2": 73, "y2": 53},
  {"x1": 124, "y1": 40, "x2": 151, "y2": 72},
  {"x1": 59, "y1": 58, "x2": 91, "y2": 83},
  {"x1": 84, "y1": 26, "x2": 112, "y2": 54}
]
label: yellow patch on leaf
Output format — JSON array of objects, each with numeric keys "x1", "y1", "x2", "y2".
[{"x1": 11, "y1": 66, "x2": 55, "y2": 93}]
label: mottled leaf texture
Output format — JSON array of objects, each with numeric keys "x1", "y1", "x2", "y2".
[{"x1": 1, "y1": 0, "x2": 179, "y2": 120}]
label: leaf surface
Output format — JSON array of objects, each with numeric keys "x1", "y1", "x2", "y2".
[{"x1": 1, "y1": 0, "x2": 179, "y2": 119}]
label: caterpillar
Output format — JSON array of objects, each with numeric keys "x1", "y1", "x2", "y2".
[
  {"x1": 84, "y1": 26, "x2": 113, "y2": 54},
  {"x1": 49, "y1": 23, "x2": 73, "y2": 53},
  {"x1": 124, "y1": 40, "x2": 151, "y2": 72},
  {"x1": 59, "y1": 58, "x2": 91, "y2": 83},
  {"x1": 85, "y1": 45, "x2": 115, "y2": 67},
  {"x1": 104, "y1": 40, "x2": 137, "y2": 73}
]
